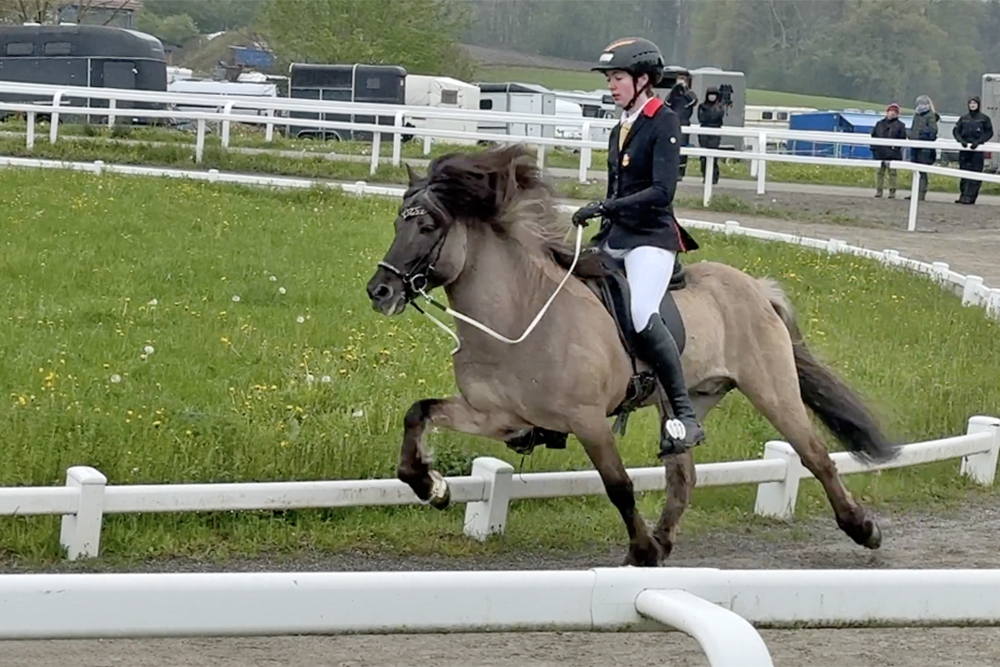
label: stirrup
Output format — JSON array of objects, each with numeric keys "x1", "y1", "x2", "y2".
[{"x1": 658, "y1": 418, "x2": 705, "y2": 457}]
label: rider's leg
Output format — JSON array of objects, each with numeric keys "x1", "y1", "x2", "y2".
[{"x1": 624, "y1": 246, "x2": 706, "y2": 457}]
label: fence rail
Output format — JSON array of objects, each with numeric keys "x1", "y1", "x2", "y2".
[
  {"x1": 3, "y1": 416, "x2": 996, "y2": 561},
  {"x1": 7, "y1": 566, "x2": 1000, "y2": 667}
]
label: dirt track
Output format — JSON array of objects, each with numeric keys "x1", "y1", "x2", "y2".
[{"x1": 5, "y1": 195, "x2": 1000, "y2": 667}]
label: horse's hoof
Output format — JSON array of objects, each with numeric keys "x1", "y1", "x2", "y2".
[
  {"x1": 863, "y1": 518, "x2": 882, "y2": 550},
  {"x1": 623, "y1": 539, "x2": 662, "y2": 567},
  {"x1": 427, "y1": 470, "x2": 451, "y2": 510}
]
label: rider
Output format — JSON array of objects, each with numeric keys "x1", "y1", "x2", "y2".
[{"x1": 572, "y1": 36, "x2": 705, "y2": 458}]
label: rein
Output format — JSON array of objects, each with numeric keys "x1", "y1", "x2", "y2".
[{"x1": 392, "y1": 223, "x2": 585, "y2": 355}]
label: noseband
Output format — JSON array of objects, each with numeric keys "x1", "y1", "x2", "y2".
[{"x1": 377, "y1": 203, "x2": 447, "y2": 302}]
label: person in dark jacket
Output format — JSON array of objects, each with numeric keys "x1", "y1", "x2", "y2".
[
  {"x1": 952, "y1": 95, "x2": 994, "y2": 204},
  {"x1": 869, "y1": 102, "x2": 907, "y2": 198},
  {"x1": 907, "y1": 94, "x2": 939, "y2": 201},
  {"x1": 666, "y1": 71, "x2": 697, "y2": 179},
  {"x1": 571, "y1": 36, "x2": 704, "y2": 457},
  {"x1": 696, "y1": 86, "x2": 726, "y2": 184}
]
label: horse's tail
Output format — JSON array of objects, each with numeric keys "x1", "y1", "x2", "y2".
[{"x1": 760, "y1": 278, "x2": 898, "y2": 463}]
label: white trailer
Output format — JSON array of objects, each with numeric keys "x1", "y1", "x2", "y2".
[
  {"x1": 476, "y1": 82, "x2": 556, "y2": 138},
  {"x1": 404, "y1": 74, "x2": 480, "y2": 145}
]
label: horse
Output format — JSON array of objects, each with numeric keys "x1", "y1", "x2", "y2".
[{"x1": 365, "y1": 144, "x2": 898, "y2": 566}]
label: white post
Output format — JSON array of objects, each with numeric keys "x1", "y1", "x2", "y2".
[
  {"x1": 960, "y1": 416, "x2": 1000, "y2": 486},
  {"x1": 59, "y1": 466, "x2": 107, "y2": 560},
  {"x1": 749, "y1": 134, "x2": 759, "y2": 177},
  {"x1": 536, "y1": 144, "x2": 546, "y2": 171},
  {"x1": 49, "y1": 90, "x2": 65, "y2": 144},
  {"x1": 220, "y1": 101, "x2": 235, "y2": 148},
  {"x1": 26, "y1": 110, "x2": 35, "y2": 149},
  {"x1": 989, "y1": 289, "x2": 1000, "y2": 320},
  {"x1": 265, "y1": 108, "x2": 275, "y2": 143},
  {"x1": 195, "y1": 119, "x2": 206, "y2": 163},
  {"x1": 962, "y1": 275, "x2": 984, "y2": 306},
  {"x1": 370, "y1": 130, "x2": 381, "y2": 176},
  {"x1": 754, "y1": 441, "x2": 803, "y2": 520},
  {"x1": 883, "y1": 249, "x2": 900, "y2": 266},
  {"x1": 391, "y1": 111, "x2": 404, "y2": 167},
  {"x1": 107, "y1": 98, "x2": 117, "y2": 129},
  {"x1": 724, "y1": 220, "x2": 741, "y2": 235},
  {"x1": 827, "y1": 238, "x2": 846, "y2": 254},
  {"x1": 907, "y1": 169, "x2": 920, "y2": 231},
  {"x1": 423, "y1": 134, "x2": 432, "y2": 155},
  {"x1": 463, "y1": 457, "x2": 514, "y2": 541},
  {"x1": 703, "y1": 155, "x2": 714, "y2": 207},
  {"x1": 756, "y1": 131, "x2": 767, "y2": 195}
]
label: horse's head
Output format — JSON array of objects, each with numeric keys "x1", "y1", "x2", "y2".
[{"x1": 366, "y1": 165, "x2": 469, "y2": 316}]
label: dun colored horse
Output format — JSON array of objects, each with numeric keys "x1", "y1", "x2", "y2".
[{"x1": 366, "y1": 145, "x2": 897, "y2": 566}]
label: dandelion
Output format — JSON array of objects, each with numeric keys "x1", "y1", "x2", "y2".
[
  {"x1": 144, "y1": 345, "x2": 155, "y2": 355},
  {"x1": 279, "y1": 287, "x2": 286, "y2": 295},
  {"x1": 321, "y1": 375, "x2": 331, "y2": 383},
  {"x1": 232, "y1": 295, "x2": 241, "y2": 302},
  {"x1": 147, "y1": 298, "x2": 158, "y2": 306},
  {"x1": 352, "y1": 409, "x2": 364, "y2": 418},
  {"x1": 296, "y1": 315, "x2": 305, "y2": 324},
  {"x1": 110, "y1": 374, "x2": 122, "y2": 383},
  {"x1": 269, "y1": 275, "x2": 277, "y2": 282},
  {"x1": 305, "y1": 373, "x2": 315, "y2": 383}
]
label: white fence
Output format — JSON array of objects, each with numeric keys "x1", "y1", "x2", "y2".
[
  {"x1": 8, "y1": 567, "x2": 1000, "y2": 667},
  {"x1": 2, "y1": 80, "x2": 1000, "y2": 232},
  {"x1": 4, "y1": 415, "x2": 997, "y2": 561}
]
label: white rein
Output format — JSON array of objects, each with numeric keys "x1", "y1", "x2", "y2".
[{"x1": 414, "y1": 224, "x2": 585, "y2": 354}]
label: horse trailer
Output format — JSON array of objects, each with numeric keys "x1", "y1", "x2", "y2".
[
  {"x1": 476, "y1": 82, "x2": 556, "y2": 138},
  {"x1": 0, "y1": 23, "x2": 167, "y2": 121},
  {"x1": 286, "y1": 62, "x2": 406, "y2": 141}
]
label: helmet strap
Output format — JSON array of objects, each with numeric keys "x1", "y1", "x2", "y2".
[{"x1": 624, "y1": 73, "x2": 651, "y2": 112}]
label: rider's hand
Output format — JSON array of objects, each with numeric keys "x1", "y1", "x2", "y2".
[{"x1": 572, "y1": 201, "x2": 605, "y2": 227}]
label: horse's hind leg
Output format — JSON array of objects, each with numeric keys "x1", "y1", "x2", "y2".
[
  {"x1": 397, "y1": 395, "x2": 516, "y2": 509},
  {"x1": 572, "y1": 414, "x2": 662, "y2": 567},
  {"x1": 737, "y1": 351, "x2": 881, "y2": 549}
]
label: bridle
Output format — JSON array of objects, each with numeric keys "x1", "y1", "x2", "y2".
[
  {"x1": 375, "y1": 194, "x2": 585, "y2": 355},
  {"x1": 376, "y1": 203, "x2": 447, "y2": 303}
]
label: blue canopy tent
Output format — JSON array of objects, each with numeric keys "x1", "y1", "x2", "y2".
[{"x1": 785, "y1": 110, "x2": 913, "y2": 159}]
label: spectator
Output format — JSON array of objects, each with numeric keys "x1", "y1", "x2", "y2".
[
  {"x1": 952, "y1": 95, "x2": 994, "y2": 205},
  {"x1": 869, "y1": 102, "x2": 906, "y2": 198},
  {"x1": 906, "y1": 94, "x2": 939, "y2": 201},
  {"x1": 667, "y1": 72, "x2": 697, "y2": 178},
  {"x1": 696, "y1": 86, "x2": 726, "y2": 184}
]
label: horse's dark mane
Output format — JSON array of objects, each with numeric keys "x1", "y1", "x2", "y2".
[{"x1": 406, "y1": 145, "x2": 606, "y2": 279}]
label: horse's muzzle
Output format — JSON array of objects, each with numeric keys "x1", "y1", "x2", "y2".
[{"x1": 366, "y1": 269, "x2": 407, "y2": 316}]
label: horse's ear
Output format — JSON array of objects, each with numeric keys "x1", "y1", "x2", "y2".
[{"x1": 405, "y1": 163, "x2": 421, "y2": 187}]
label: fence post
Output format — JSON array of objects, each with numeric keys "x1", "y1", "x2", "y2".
[
  {"x1": 391, "y1": 111, "x2": 404, "y2": 167},
  {"x1": 756, "y1": 131, "x2": 767, "y2": 195},
  {"x1": 370, "y1": 130, "x2": 381, "y2": 176},
  {"x1": 907, "y1": 169, "x2": 920, "y2": 231},
  {"x1": 962, "y1": 276, "x2": 984, "y2": 306},
  {"x1": 26, "y1": 110, "x2": 36, "y2": 149},
  {"x1": 107, "y1": 98, "x2": 117, "y2": 129},
  {"x1": 827, "y1": 238, "x2": 846, "y2": 254},
  {"x1": 931, "y1": 262, "x2": 949, "y2": 286},
  {"x1": 49, "y1": 90, "x2": 65, "y2": 144},
  {"x1": 59, "y1": 466, "x2": 107, "y2": 560},
  {"x1": 220, "y1": 101, "x2": 235, "y2": 148},
  {"x1": 195, "y1": 119, "x2": 206, "y2": 163},
  {"x1": 703, "y1": 154, "x2": 714, "y2": 207},
  {"x1": 989, "y1": 289, "x2": 1000, "y2": 320},
  {"x1": 463, "y1": 456, "x2": 514, "y2": 541},
  {"x1": 961, "y1": 417, "x2": 1000, "y2": 486},
  {"x1": 753, "y1": 441, "x2": 803, "y2": 520}
]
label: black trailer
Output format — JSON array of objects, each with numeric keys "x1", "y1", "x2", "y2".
[
  {"x1": 0, "y1": 24, "x2": 167, "y2": 121},
  {"x1": 287, "y1": 63, "x2": 406, "y2": 141}
]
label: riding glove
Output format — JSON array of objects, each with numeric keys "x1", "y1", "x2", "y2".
[{"x1": 572, "y1": 201, "x2": 606, "y2": 227}]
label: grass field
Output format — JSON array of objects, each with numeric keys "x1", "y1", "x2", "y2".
[
  {"x1": 474, "y1": 65, "x2": 891, "y2": 111},
  {"x1": 1, "y1": 166, "x2": 999, "y2": 565}
]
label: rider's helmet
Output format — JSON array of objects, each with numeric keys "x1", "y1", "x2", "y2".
[{"x1": 591, "y1": 37, "x2": 665, "y2": 88}]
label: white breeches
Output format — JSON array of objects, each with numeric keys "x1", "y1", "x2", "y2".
[{"x1": 623, "y1": 245, "x2": 676, "y2": 331}]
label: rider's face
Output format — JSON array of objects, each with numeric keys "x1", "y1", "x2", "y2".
[{"x1": 606, "y1": 70, "x2": 648, "y2": 107}]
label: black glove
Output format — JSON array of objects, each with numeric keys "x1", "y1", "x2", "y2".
[
  {"x1": 962, "y1": 142, "x2": 969, "y2": 149},
  {"x1": 572, "y1": 201, "x2": 606, "y2": 227},
  {"x1": 970, "y1": 143, "x2": 980, "y2": 150}
]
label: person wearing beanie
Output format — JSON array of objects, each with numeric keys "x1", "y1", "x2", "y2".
[
  {"x1": 870, "y1": 102, "x2": 907, "y2": 198},
  {"x1": 952, "y1": 95, "x2": 994, "y2": 204},
  {"x1": 906, "y1": 94, "x2": 939, "y2": 201}
]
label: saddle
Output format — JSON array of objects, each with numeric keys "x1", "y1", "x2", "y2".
[{"x1": 505, "y1": 249, "x2": 689, "y2": 455}]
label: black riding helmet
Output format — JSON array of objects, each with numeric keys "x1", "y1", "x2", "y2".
[{"x1": 592, "y1": 37, "x2": 665, "y2": 111}]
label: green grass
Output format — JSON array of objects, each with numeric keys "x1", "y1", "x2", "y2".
[
  {"x1": 474, "y1": 65, "x2": 889, "y2": 110},
  {"x1": 1, "y1": 167, "x2": 999, "y2": 565}
]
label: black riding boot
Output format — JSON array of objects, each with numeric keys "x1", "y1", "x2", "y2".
[{"x1": 634, "y1": 314, "x2": 706, "y2": 457}]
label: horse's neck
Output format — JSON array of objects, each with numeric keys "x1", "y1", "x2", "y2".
[{"x1": 444, "y1": 227, "x2": 552, "y2": 339}]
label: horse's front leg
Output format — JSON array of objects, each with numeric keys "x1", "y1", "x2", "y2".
[{"x1": 397, "y1": 395, "x2": 515, "y2": 509}]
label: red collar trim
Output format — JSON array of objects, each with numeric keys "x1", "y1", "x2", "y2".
[{"x1": 642, "y1": 97, "x2": 664, "y2": 117}]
